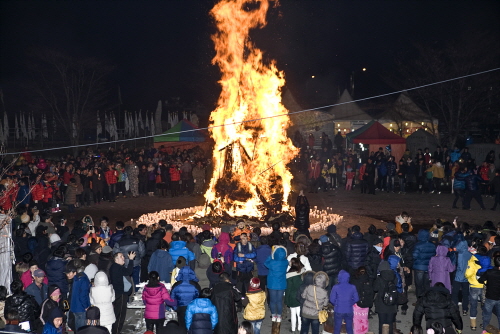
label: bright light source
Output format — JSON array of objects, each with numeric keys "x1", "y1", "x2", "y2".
[
  {"x1": 425, "y1": 128, "x2": 428, "y2": 131},
  {"x1": 405, "y1": 122, "x2": 408, "y2": 126},
  {"x1": 422, "y1": 122, "x2": 424, "y2": 125},
  {"x1": 407, "y1": 129, "x2": 409, "y2": 132},
  {"x1": 390, "y1": 124, "x2": 393, "y2": 127},
  {"x1": 362, "y1": 68, "x2": 366, "y2": 71},
  {"x1": 344, "y1": 129, "x2": 346, "y2": 132},
  {"x1": 311, "y1": 75, "x2": 315, "y2": 78},
  {"x1": 337, "y1": 124, "x2": 340, "y2": 127}
]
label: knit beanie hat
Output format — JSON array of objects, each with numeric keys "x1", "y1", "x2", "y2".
[
  {"x1": 49, "y1": 233, "x2": 61, "y2": 244},
  {"x1": 248, "y1": 277, "x2": 260, "y2": 291},
  {"x1": 379, "y1": 260, "x2": 391, "y2": 272},
  {"x1": 386, "y1": 223, "x2": 396, "y2": 231},
  {"x1": 176, "y1": 256, "x2": 187, "y2": 269},
  {"x1": 50, "y1": 288, "x2": 61, "y2": 297}
]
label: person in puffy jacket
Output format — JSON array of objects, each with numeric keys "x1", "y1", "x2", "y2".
[
  {"x1": 142, "y1": 271, "x2": 176, "y2": 332},
  {"x1": 148, "y1": 239, "x2": 174, "y2": 282},
  {"x1": 4, "y1": 280, "x2": 40, "y2": 331},
  {"x1": 373, "y1": 262, "x2": 398, "y2": 334},
  {"x1": 211, "y1": 272, "x2": 241, "y2": 334},
  {"x1": 171, "y1": 266, "x2": 201, "y2": 329},
  {"x1": 286, "y1": 258, "x2": 305, "y2": 333},
  {"x1": 428, "y1": 245, "x2": 455, "y2": 293},
  {"x1": 264, "y1": 245, "x2": 288, "y2": 323},
  {"x1": 39, "y1": 285, "x2": 65, "y2": 326},
  {"x1": 254, "y1": 236, "x2": 272, "y2": 292},
  {"x1": 170, "y1": 233, "x2": 196, "y2": 267},
  {"x1": 41, "y1": 307, "x2": 63, "y2": 334},
  {"x1": 294, "y1": 192, "x2": 310, "y2": 237},
  {"x1": 465, "y1": 251, "x2": 483, "y2": 331},
  {"x1": 233, "y1": 233, "x2": 257, "y2": 294},
  {"x1": 455, "y1": 171, "x2": 488, "y2": 210},
  {"x1": 186, "y1": 288, "x2": 218, "y2": 334},
  {"x1": 412, "y1": 230, "x2": 436, "y2": 298},
  {"x1": 211, "y1": 232, "x2": 233, "y2": 266},
  {"x1": 319, "y1": 234, "x2": 342, "y2": 289},
  {"x1": 301, "y1": 271, "x2": 329, "y2": 334},
  {"x1": 330, "y1": 270, "x2": 359, "y2": 334},
  {"x1": 112, "y1": 226, "x2": 146, "y2": 290},
  {"x1": 345, "y1": 231, "x2": 369, "y2": 272},
  {"x1": 242, "y1": 278, "x2": 266, "y2": 334},
  {"x1": 413, "y1": 283, "x2": 463, "y2": 333},
  {"x1": 452, "y1": 170, "x2": 467, "y2": 208},
  {"x1": 90, "y1": 271, "x2": 116, "y2": 333},
  {"x1": 365, "y1": 237, "x2": 383, "y2": 282},
  {"x1": 68, "y1": 267, "x2": 91, "y2": 331}
]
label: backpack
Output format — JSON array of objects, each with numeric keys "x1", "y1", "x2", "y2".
[
  {"x1": 382, "y1": 280, "x2": 398, "y2": 306},
  {"x1": 357, "y1": 281, "x2": 374, "y2": 308}
]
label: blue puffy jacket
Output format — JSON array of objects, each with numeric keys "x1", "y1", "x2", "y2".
[
  {"x1": 185, "y1": 298, "x2": 218, "y2": 334},
  {"x1": 46, "y1": 257, "x2": 69, "y2": 296},
  {"x1": 171, "y1": 267, "x2": 200, "y2": 307},
  {"x1": 388, "y1": 255, "x2": 403, "y2": 293},
  {"x1": 69, "y1": 272, "x2": 91, "y2": 313},
  {"x1": 264, "y1": 246, "x2": 288, "y2": 290},
  {"x1": 453, "y1": 172, "x2": 467, "y2": 190},
  {"x1": 169, "y1": 241, "x2": 195, "y2": 264},
  {"x1": 454, "y1": 240, "x2": 471, "y2": 282},
  {"x1": 255, "y1": 244, "x2": 272, "y2": 276},
  {"x1": 475, "y1": 254, "x2": 493, "y2": 274},
  {"x1": 233, "y1": 242, "x2": 257, "y2": 273},
  {"x1": 412, "y1": 230, "x2": 437, "y2": 271},
  {"x1": 108, "y1": 230, "x2": 123, "y2": 248}
]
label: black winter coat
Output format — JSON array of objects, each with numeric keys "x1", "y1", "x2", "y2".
[
  {"x1": 345, "y1": 232, "x2": 369, "y2": 270},
  {"x1": 294, "y1": 196, "x2": 310, "y2": 231},
  {"x1": 4, "y1": 292, "x2": 40, "y2": 323},
  {"x1": 45, "y1": 257, "x2": 69, "y2": 297},
  {"x1": 365, "y1": 246, "x2": 382, "y2": 281},
  {"x1": 413, "y1": 286, "x2": 463, "y2": 330},
  {"x1": 350, "y1": 273, "x2": 374, "y2": 308},
  {"x1": 307, "y1": 243, "x2": 323, "y2": 272},
  {"x1": 373, "y1": 270, "x2": 398, "y2": 314},
  {"x1": 399, "y1": 232, "x2": 417, "y2": 253},
  {"x1": 321, "y1": 240, "x2": 342, "y2": 277},
  {"x1": 211, "y1": 281, "x2": 241, "y2": 334}
]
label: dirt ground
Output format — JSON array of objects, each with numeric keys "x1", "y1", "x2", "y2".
[{"x1": 62, "y1": 186, "x2": 499, "y2": 236}]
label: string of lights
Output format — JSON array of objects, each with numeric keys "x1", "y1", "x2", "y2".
[{"x1": 3, "y1": 67, "x2": 499, "y2": 156}]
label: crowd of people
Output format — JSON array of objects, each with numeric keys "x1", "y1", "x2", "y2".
[
  {"x1": 300, "y1": 141, "x2": 499, "y2": 210},
  {"x1": 1, "y1": 190, "x2": 500, "y2": 334}
]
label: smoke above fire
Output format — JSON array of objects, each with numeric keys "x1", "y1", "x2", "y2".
[{"x1": 203, "y1": 0, "x2": 299, "y2": 219}]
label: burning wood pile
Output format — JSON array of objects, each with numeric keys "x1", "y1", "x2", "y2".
[{"x1": 201, "y1": 0, "x2": 299, "y2": 221}]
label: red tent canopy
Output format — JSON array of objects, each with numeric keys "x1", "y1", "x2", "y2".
[{"x1": 351, "y1": 121, "x2": 406, "y2": 144}]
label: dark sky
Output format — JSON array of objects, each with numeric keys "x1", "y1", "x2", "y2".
[{"x1": 1, "y1": 0, "x2": 499, "y2": 116}]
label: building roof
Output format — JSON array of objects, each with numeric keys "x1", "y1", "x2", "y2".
[{"x1": 327, "y1": 89, "x2": 372, "y2": 121}]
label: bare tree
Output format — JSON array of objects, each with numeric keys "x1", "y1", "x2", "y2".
[
  {"x1": 389, "y1": 31, "x2": 500, "y2": 147},
  {"x1": 29, "y1": 49, "x2": 113, "y2": 146}
]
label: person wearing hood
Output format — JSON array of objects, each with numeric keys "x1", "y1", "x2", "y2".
[
  {"x1": 345, "y1": 228, "x2": 369, "y2": 272},
  {"x1": 148, "y1": 239, "x2": 174, "y2": 282},
  {"x1": 300, "y1": 271, "x2": 329, "y2": 334},
  {"x1": 75, "y1": 306, "x2": 109, "y2": 334},
  {"x1": 286, "y1": 258, "x2": 305, "y2": 334},
  {"x1": 451, "y1": 239, "x2": 471, "y2": 317},
  {"x1": 169, "y1": 232, "x2": 196, "y2": 268},
  {"x1": 41, "y1": 307, "x2": 64, "y2": 334},
  {"x1": 465, "y1": 250, "x2": 484, "y2": 331},
  {"x1": 373, "y1": 261, "x2": 398, "y2": 334},
  {"x1": 413, "y1": 282, "x2": 463, "y2": 334},
  {"x1": 40, "y1": 286, "x2": 65, "y2": 326},
  {"x1": 171, "y1": 266, "x2": 201, "y2": 329},
  {"x1": 142, "y1": 271, "x2": 177, "y2": 332},
  {"x1": 350, "y1": 267, "x2": 374, "y2": 334},
  {"x1": 45, "y1": 247, "x2": 69, "y2": 297},
  {"x1": 90, "y1": 271, "x2": 116, "y2": 333},
  {"x1": 428, "y1": 245, "x2": 455, "y2": 293},
  {"x1": 186, "y1": 288, "x2": 218, "y2": 334},
  {"x1": 242, "y1": 278, "x2": 266, "y2": 334},
  {"x1": 412, "y1": 230, "x2": 436, "y2": 298},
  {"x1": 330, "y1": 270, "x2": 359, "y2": 334},
  {"x1": 211, "y1": 272, "x2": 242, "y2": 334},
  {"x1": 264, "y1": 245, "x2": 288, "y2": 325},
  {"x1": 365, "y1": 238, "x2": 383, "y2": 282},
  {"x1": 211, "y1": 232, "x2": 234, "y2": 267}
]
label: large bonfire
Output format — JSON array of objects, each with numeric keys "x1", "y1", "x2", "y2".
[{"x1": 202, "y1": 0, "x2": 299, "y2": 219}]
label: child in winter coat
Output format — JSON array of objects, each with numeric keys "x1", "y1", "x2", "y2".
[
  {"x1": 428, "y1": 245, "x2": 456, "y2": 293},
  {"x1": 242, "y1": 277, "x2": 266, "y2": 334},
  {"x1": 264, "y1": 245, "x2": 288, "y2": 323},
  {"x1": 329, "y1": 270, "x2": 359, "y2": 334},
  {"x1": 171, "y1": 266, "x2": 201, "y2": 330},
  {"x1": 143, "y1": 271, "x2": 177, "y2": 333},
  {"x1": 285, "y1": 258, "x2": 305, "y2": 333},
  {"x1": 171, "y1": 256, "x2": 187, "y2": 286},
  {"x1": 186, "y1": 288, "x2": 218, "y2": 334},
  {"x1": 42, "y1": 308, "x2": 64, "y2": 334}
]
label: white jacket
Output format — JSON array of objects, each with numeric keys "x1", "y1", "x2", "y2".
[{"x1": 90, "y1": 271, "x2": 116, "y2": 326}]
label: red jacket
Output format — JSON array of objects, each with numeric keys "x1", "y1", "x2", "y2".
[
  {"x1": 63, "y1": 171, "x2": 73, "y2": 185},
  {"x1": 43, "y1": 185, "x2": 55, "y2": 203},
  {"x1": 170, "y1": 167, "x2": 181, "y2": 182},
  {"x1": 105, "y1": 170, "x2": 118, "y2": 184},
  {"x1": 31, "y1": 183, "x2": 45, "y2": 201},
  {"x1": 308, "y1": 161, "x2": 321, "y2": 179}
]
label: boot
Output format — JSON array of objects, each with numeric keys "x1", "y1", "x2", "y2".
[
  {"x1": 393, "y1": 323, "x2": 402, "y2": 334},
  {"x1": 471, "y1": 317, "x2": 477, "y2": 331},
  {"x1": 271, "y1": 320, "x2": 281, "y2": 334}
]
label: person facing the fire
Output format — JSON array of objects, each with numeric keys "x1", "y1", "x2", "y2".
[{"x1": 294, "y1": 191, "x2": 310, "y2": 239}]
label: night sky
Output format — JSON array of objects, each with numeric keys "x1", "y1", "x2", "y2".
[{"x1": 1, "y1": 0, "x2": 499, "y2": 117}]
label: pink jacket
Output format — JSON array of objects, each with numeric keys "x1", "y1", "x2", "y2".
[{"x1": 142, "y1": 284, "x2": 177, "y2": 319}]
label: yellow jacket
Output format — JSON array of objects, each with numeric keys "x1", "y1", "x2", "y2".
[
  {"x1": 243, "y1": 290, "x2": 266, "y2": 321},
  {"x1": 465, "y1": 256, "x2": 483, "y2": 288},
  {"x1": 426, "y1": 164, "x2": 445, "y2": 179}
]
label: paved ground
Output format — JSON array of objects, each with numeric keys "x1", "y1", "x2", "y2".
[{"x1": 58, "y1": 186, "x2": 499, "y2": 333}]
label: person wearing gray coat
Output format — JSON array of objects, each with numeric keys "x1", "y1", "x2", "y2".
[{"x1": 300, "y1": 271, "x2": 329, "y2": 334}]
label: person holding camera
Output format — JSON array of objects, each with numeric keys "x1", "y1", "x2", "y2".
[
  {"x1": 110, "y1": 251, "x2": 136, "y2": 334},
  {"x1": 112, "y1": 226, "x2": 146, "y2": 289}
]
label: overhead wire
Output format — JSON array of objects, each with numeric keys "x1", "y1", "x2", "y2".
[{"x1": 3, "y1": 67, "x2": 499, "y2": 156}]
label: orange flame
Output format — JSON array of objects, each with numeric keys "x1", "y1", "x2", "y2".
[{"x1": 203, "y1": 0, "x2": 299, "y2": 218}]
